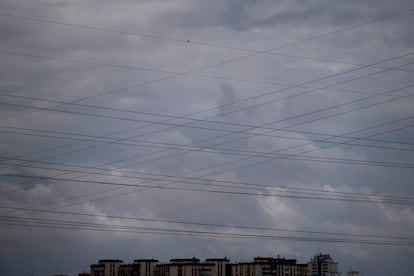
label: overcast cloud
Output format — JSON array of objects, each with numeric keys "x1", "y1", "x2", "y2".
[{"x1": 0, "y1": 1, "x2": 414, "y2": 275}]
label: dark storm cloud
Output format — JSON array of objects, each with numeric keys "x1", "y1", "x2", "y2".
[
  {"x1": 158, "y1": 0, "x2": 355, "y2": 31},
  {"x1": 0, "y1": 0, "x2": 413, "y2": 276},
  {"x1": 156, "y1": 0, "x2": 412, "y2": 37}
]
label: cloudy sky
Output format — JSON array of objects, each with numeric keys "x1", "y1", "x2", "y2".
[{"x1": 1, "y1": 0, "x2": 414, "y2": 275}]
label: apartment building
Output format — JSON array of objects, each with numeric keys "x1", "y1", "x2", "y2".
[
  {"x1": 157, "y1": 258, "x2": 215, "y2": 276},
  {"x1": 205, "y1": 258, "x2": 230, "y2": 276},
  {"x1": 308, "y1": 254, "x2": 339, "y2": 276},
  {"x1": 90, "y1": 259, "x2": 159, "y2": 276},
  {"x1": 134, "y1": 259, "x2": 159, "y2": 276},
  {"x1": 296, "y1": 264, "x2": 308, "y2": 276},
  {"x1": 86, "y1": 254, "x2": 333, "y2": 276},
  {"x1": 227, "y1": 256, "x2": 308, "y2": 276},
  {"x1": 119, "y1": 263, "x2": 140, "y2": 276},
  {"x1": 91, "y1": 259, "x2": 124, "y2": 276}
]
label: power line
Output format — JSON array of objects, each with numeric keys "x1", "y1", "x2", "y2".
[
  {"x1": 4, "y1": 52, "x2": 411, "y2": 179},
  {"x1": 0, "y1": 6, "x2": 412, "y2": 57},
  {"x1": 2, "y1": 113, "x2": 414, "y2": 203},
  {"x1": 2, "y1": 153, "x2": 414, "y2": 201},
  {"x1": 1, "y1": 124, "x2": 413, "y2": 160},
  {"x1": 1, "y1": 7, "x2": 412, "y2": 180},
  {"x1": 0, "y1": 220, "x2": 410, "y2": 246},
  {"x1": 1, "y1": 11, "x2": 412, "y2": 215},
  {"x1": 2, "y1": 51, "x2": 413, "y2": 126},
  {"x1": 4, "y1": 109, "x2": 413, "y2": 216},
  {"x1": 1, "y1": 89, "x2": 413, "y2": 149},
  {"x1": 0, "y1": 9, "x2": 412, "y2": 125},
  {"x1": 176, "y1": 109, "x2": 414, "y2": 182},
  {"x1": 4, "y1": 63, "x2": 414, "y2": 210},
  {"x1": 0, "y1": 38, "x2": 411, "y2": 184},
  {"x1": 1, "y1": 205, "x2": 412, "y2": 241},
  {"x1": 1, "y1": 51, "x2": 413, "y2": 88},
  {"x1": 0, "y1": 215, "x2": 412, "y2": 246},
  {"x1": 2, "y1": 158, "x2": 414, "y2": 204},
  {"x1": 75, "y1": 82, "x2": 414, "y2": 174},
  {"x1": 0, "y1": 4, "x2": 410, "y2": 256},
  {"x1": 37, "y1": 109, "x2": 414, "y2": 210},
  {"x1": 3, "y1": 91, "x2": 414, "y2": 199},
  {"x1": 1, "y1": 85, "x2": 413, "y2": 145},
  {"x1": 1, "y1": 55, "x2": 413, "y2": 173},
  {"x1": 1, "y1": 118, "x2": 414, "y2": 194},
  {"x1": 1, "y1": 173, "x2": 413, "y2": 205}
]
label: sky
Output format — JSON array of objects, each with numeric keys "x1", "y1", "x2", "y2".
[{"x1": 0, "y1": 0, "x2": 414, "y2": 275}]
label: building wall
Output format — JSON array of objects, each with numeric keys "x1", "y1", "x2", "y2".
[
  {"x1": 157, "y1": 264, "x2": 170, "y2": 276},
  {"x1": 205, "y1": 259, "x2": 229, "y2": 276},
  {"x1": 90, "y1": 260, "x2": 123, "y2": 276},
  {"x1": 91, "y1": 264, "x2": 104, "y2": 276},
  {"x1": 307, "y1": 254, "x2": 339, "y2": 276},
  {"x1": 134, "y1": 260, "x2": 159, "y2": 276},
  {"x1": 88, "y1": 257, "x2": 311, "y2": 276},
  {"x1": 252, "y1": 258, "x2": 298, "y2": 276},
  {"x1": 297, "y1": 264, "x2": 308, "y2": 276},
  {"x1": 157, "y1": 259, "x2": 216, "y2": 276},
  {"x1": 119, "y1": 264, "x2": 140, "y2": 276}
]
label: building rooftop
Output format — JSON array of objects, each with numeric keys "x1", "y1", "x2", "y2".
[
  {"x1": 98, "y1": 259, "x2": 124, "y2": 263},
  {"x1": 120, "y1": 263, "x2": 140, "y2": 267},
  {"x1": 311, "y1": 254, "x2": 334, "y2": 262},
  {"x1": 170, "y1": 258, "x2": 200, "y2": 263},
  {"x1": 157, "y1": 263, "x2": 214, "y2": 267},
  {"x1": 253, "y1": 257, "x2": 297, "y2": 265},
  {"x1": 134, "y1": 259, "x2": 159, "y2": 262},
  {"x1": 205, "y1": 258, "x2": 230, "y2": 262}
]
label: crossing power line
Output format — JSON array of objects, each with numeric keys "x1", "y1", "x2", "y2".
[
  {"x1": 0, "y1": 209, "x2": 412, "y2": 246},
  {"x1": 2, "y1": 54, "x2": 413, "y2": 177},
  {"x1": 0, "y1": 4, "x2": 413, "y2": 246},
  {"x1": 3, "y1": 57, "x2": 414, "y2": 212}
]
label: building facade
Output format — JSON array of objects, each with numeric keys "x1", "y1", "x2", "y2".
[
  {"x1": 308, "y1": 254, "x2": 339, "y2": 276},
  {"x1": 157, "y1": 258, "x2": 215, "y2": 276},
  {"x1": 134, "y1": 259, "x2": 159, "y2": 276},
  {"x1": 225, "y1": 256, "x2": 308, "y2": 276},
  {"x1": 87, "y1": 255, "x2": 338, "y2": 276},
  {"x1": 119, "y1": 263, "x2": 140, "y2": 276},
  {"x1": 90, "y1": 259, "x2": 135, "y2": 276},
  {"x1": 296, "y1": 264, "x2": 308, "y2": 276},
  {"x1": 205, "y1": 258, "x2": 230, "y2": 276}
]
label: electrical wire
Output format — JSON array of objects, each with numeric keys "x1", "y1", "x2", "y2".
[
  {"x1": 0, "y1": 33, "x2": 412, "y2": 188},
  {"x1": 2, "y1": 55, "x2": 413, "y2": 176},
  {"x1": 3, "y1": 68, "x2": 414, "y2": 210},
  {"x1": 0, "y1": 222, "x2": 410, "y2": 246},
  {"x1": 0, "y1": 7, "x2": 414, "y2": 222},
  {"x1": 1, "y1": 7, "x2": 412, "y2": 176},
  {"x1": 0, "y1": 6, "x2": 412, "y2": 57},
  {"x1": 30, "y1": 109, "x2": 414, "y2": 211},
  {"x1": 1, "y1": 205, "x2": 412, "y2": 241},
  {"x1": 1, "y1": 51, "x2": 413, "y2": 89},
  {"x1": 2, "y1": 157, "x2": 414, "y2": 204},
  {"x1": 1, "y1": 125, "x2": 413, "y2": 161},
  {"x1": 4, "y1": 52, "x2": 412, "y2": 195},
  {"x1": 0, "y1": 215, "x2": 411, "y2": 246},
  {"x1": 0, "y1": 9, "x2": 412, "y2": 129},
  {"x1": 3, "y1": 100, "x2": 414, "y2": 202},
  {"x1": 1, "y1": 167, "x2": 413, "y2": 205}
]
